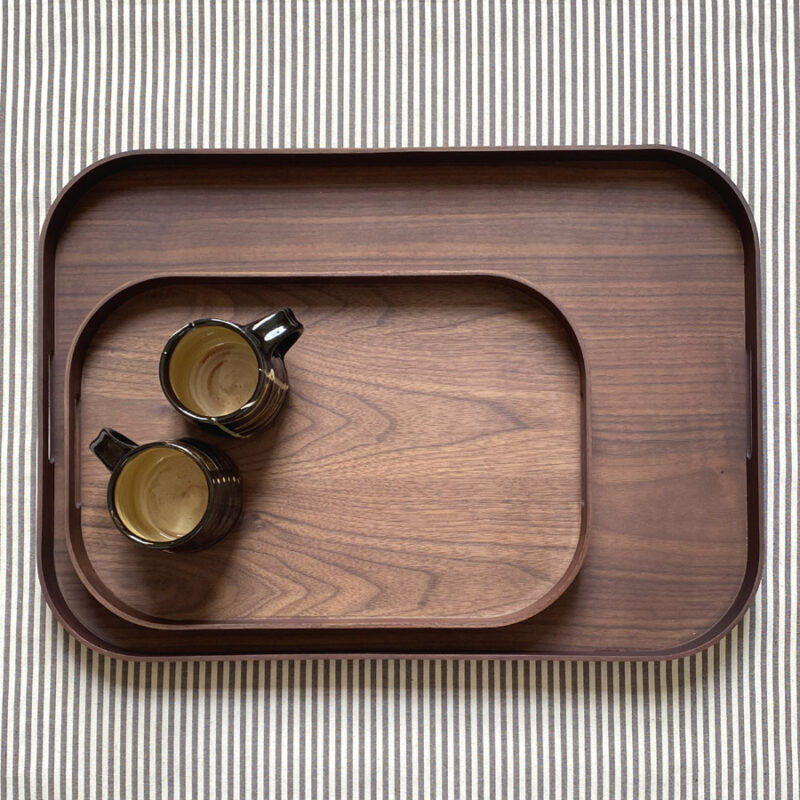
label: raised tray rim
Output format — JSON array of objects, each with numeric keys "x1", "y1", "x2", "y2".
[{"x1": 37, "y1": 145, "x2": 763, "y2": 660}]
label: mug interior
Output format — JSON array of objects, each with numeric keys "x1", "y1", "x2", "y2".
[
  {"x1": 113, "y1": 446, "x2": 210, "y2": 543},
  {"x1": 168, "y1": 324, "x2": 260, "y2": 417}
]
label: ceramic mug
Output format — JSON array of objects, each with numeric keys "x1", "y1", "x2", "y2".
[
  {"x1": 90, "y1": 428, "x2": 242, "y2": 552},
  {"x1": 159, "y1": 308, "x2": 303, "y2": 438}
]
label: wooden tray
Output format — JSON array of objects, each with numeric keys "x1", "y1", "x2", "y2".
[
  {"x1": 38, "y1": 147, "x2": 762, "y2": 659},
  {"x1": 71, "y1": 276, "x2": 588, "y2": 629}
]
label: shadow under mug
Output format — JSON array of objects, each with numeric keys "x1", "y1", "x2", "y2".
[
  {"x1": 159, "y1": 308, "x2": 304, "y2": 438},
  {"x1": 90, "y1": 428, "x2": 242, "y2": 552}
]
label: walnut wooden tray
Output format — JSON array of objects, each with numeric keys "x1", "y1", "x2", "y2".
[
  {"x1": 71, "y1": 276, "x2": 587, "y2": 629},
  {"x1": 38, "y1": 147, "x2": 762, "y2": 659}
]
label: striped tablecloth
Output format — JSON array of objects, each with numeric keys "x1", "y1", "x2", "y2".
[{"x1": 1, "y1": 2, "x2": 796, "y2": 797}]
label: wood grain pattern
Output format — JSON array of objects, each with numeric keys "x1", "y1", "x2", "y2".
[
  {"x1": 73, "y1": 278, "x2": 585, "y2": 627},
  {"x1": 38, "y1": 148, "x2": 762, "y2": 659}
]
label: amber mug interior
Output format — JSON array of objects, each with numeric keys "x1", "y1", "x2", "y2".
[
  {"x1": 159, "y1": 309, "x2": 303, "y2": 437},
  {"x1": 90, "y1": 428, "x2": 242, "y2": 552}
]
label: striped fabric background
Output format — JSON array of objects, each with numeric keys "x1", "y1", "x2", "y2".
[{"x1": 1, "y1": 1, "x2": 796, "y2": 797}]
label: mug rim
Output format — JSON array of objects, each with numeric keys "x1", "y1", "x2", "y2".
[
  {"x1": 105, "y1": 439, "x2": 216, "y2": 550},
  {"x1": 159, "y1": 317, "x2": 269, "y2": 426}
]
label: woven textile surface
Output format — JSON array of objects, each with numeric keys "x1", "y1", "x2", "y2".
[{"x1": 1, "y1": 2, "x2": 797, "y2": 797}]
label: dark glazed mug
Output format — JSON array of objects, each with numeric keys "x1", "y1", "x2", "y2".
[
  {"x1": 90, "y1": 428, "x2": 242, "y2": 552},
  {"x1": 159, "y1": 308, "x2": 303, "y2": 438}
]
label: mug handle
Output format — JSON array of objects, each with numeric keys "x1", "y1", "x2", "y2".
[
  {"x1": 246, "y1": 308, "x2": 304, "y2": 358},
  {"x1": 90, "y1": 428, "x2": 138, "y2": 472}
]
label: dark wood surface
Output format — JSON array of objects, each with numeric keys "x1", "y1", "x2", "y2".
[
  {"x1": 38, "y1": 148, "x2": 762, "y2": 659},
  {"x1": 73, "y1": 278, "x2": 586, "y2": 628}
]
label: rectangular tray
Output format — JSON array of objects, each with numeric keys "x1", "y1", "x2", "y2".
[
  {"x1": 70, "y1": 274, "x2": 589, "y2": 629},
  {"x1": 38, "y1": 146, "x2": 762, "y2": 660}
]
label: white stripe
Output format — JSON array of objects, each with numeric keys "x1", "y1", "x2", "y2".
[
  {"x1": 631, "y1": 0, "x2": 641, "y2": 142},
  {"x1": 400, "y1": 660, "x2": 408, "y2": 800},
  {"x1": 542, "y1": 664, "x2": 550, "y2": 800},
  {"x1": 598, "y1": 0, "x2": 606, "y2": 144},
  {"x1": 493, "y1": 662, "x2": 502, "y2": 799},
  {"x1": 721, "y1": 640, "x2": 730, "y2": 800},
  {"x1": 114, "y1": 660, "x2": 124, "y2": 800},
  {"x1": 221, "y1": 662, "x2": 231, "y2": 798},
  {"x1": 588, "y1": 663, "x2": 598, "y2": 796},
  {"x1": 412, "y1": 0, "x2": 420, "y2": 147},
  {"x1": 303, "y1": 662, "x2": 312, "y2": 798},
  {"x1": 789, "y1": 0, "x2": 800, "y2": 782},
  {"x1": 377, "y1": 0, "x2": 386, "y2": 147},
  {"x1": 19, "y1": 0, "x2": 35, "y2": 792},
  {"x1": 469, "y1": 661, "x2": 478, "y2": 800},
  {"x1": 136, "y1": 665, "x2": 146, "y2": 798},
  {"x1": 492, "y1": 0, "x2": 500, "y2": 146},
  {"x1": 752, "y1": 1, "x2": 766, "y2": 796},
  {"x1": 577, "y1": 665, "x2": 586, "y2": 799},
  {"x1": 271, "y1": 0, "x2": 280, "y2": 147},
  {"x1": 342, "y1": 0, "x2": 351, "y2": 146},
  {"x1": 184, "y1": 666, "x2": 193, "y2": 799},
  {"x1": 586, "y1": 0, "x2": 595, "y2": 143},
  {"x1": 480, "y1": 662, "x2": 490, "y2": 800},
  {"x1": 443, "y1": 661, "x2": 453, "y2": 797},
  {"x1": 470, "y1": 0, "x2": 477, "y2": 145},
  {"x1": 614, "y1": 665, "x2": 623, "y2": 800},
  {"x1": 308, "y1": 0, "x2": 317, "y2": 149},
  {"x1": 773, "y1": 2, "x2": 789, "y2": 798},
  {"x1": 388, "y1": 662, "x2": 396, "y2": 799},
  {"x1": 667, "y1": 661, "x2": 676, "y2": 799},
  {"x1": 459, "y1": 0, "x2": 467, "y2": 146},
  {"x1": 436, "y1": 0, "x2": 444, "y2": 146},
  {"x1": 554, "y1": 664, "x2": 563, "y2": 800},
  {"x1": 743, "y1": 614, "x2": 753, "y2": 796},
  {"x1": 331, "y1": 0, "x2": 339, "y2": 147},
  {"x1": 375, "y1": 661, "x2": 383, "y2": 798},
  {"x1": 621, "y1": 0, "x2": 630, "y2": 142},
  {"x1": 647, "y1": 662, "x2": 657, "y2": 797},
  {"x1": 315, "y1": 662, "x2": 324, "y2": 797},
  {"x1": 695, "y1": 654, "x2": 705, "y2": 797},
  {"x1": 354, "y1": 660, "x2": 361, "y2": 799},
  {"x1": 708, "y1": 647, "x2": 717, "y2": 800},
  {"x1": 624, "y1": 663, "x2": 634, "y2": 799},
  {"x1": 434, "y1": 661, "x2": 444, "y2": 798},
  {"x1": 669, "y1": 0, "x2": 678, "y2": 144},
  {"x1": 2, "y1": 0, "x2": 18, "y2": 785},
  {"x1": 683, "y1": 658, "x2": 694, "y2": 800},
  {"x1": 188, "y1": 0, "x2": 197, "y2": 147},
  {"x1": 280, "y1": 661, "x2": 289, "y2": 799},
  {"x1": 225, "y1": 0, "x2": 234, "y2": 147},
  {"x1": 292, "y1": 662, "x2": 300, "y2": 797},
  {"x1": 268, "y1": 663, "x2": 277, "y2": 800},
  {"x1": 458, "y1": 661, "x2": 467, "y2": 798},
  {"x1": 255, "y1": 663, "x2": 264, "y2": 799},
  {"x1": 213, "y1": 0, "x2": 222, "y2": 146},
  {"x1": 363, "y1": 0, "x2": 374, "y2": 150},
  {"x1": 541, "y1": 0, "x2": 549, "y2": 143},
  {"x1": 563, "y1": 1, "x2": 572, "y2": 144},
  {"x1": 609, "y1": 0, "x2": 618, "y2": 142},
  {"x1": 413, "y1": 660, "x2": 421, "y2": 800},
  {"x1": 518, "y1": 1, "x2": 527, "y2": 144}
]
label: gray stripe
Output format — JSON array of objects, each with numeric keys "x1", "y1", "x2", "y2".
[{"x1": 1, "y1": 0, "x2": 798, "y2": 796}]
